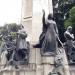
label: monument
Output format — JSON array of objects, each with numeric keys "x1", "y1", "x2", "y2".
[
  {"x1": 21, "y1": 0, "x2": 70, "y2": 75},
  {"x1": 0, "y1": 0, "x2": 71, "y2": 75}
]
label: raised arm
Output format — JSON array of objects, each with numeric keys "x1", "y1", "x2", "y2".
[
  {"x1": 42, "y1": 10, "x2": 45, "y2": 25},
  {"x1": 42, "y1": 10, "x2": 48, "y2": 32}
]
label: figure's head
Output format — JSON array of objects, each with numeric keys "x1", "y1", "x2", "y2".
[
  {"x1": 47, "y1": 14, "x2": 54, "y2": 20},
  {"x1": 22, "y1": 25, "x2": 24, "y2": 28},
  {"x1": 7, "y1": 34, "x2": 12, "y2": 41},
  {"x1": 20, "y1": 25, "x2": 24, "y2": 30},
  {"x1": 67, "y1": 26, "x2": 72, "y2": 33}
]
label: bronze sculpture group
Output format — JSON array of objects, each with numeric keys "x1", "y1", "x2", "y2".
[
  {"x1": 0, "y1": 10, "x2": 75, "y2": 72},
  {"x1": 0, "y1": 25, "x2": 30, "y2": 69}
]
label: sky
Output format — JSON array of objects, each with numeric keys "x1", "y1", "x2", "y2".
[{"x1": 0, "y1": 0, "x2": 22, "y2": 26}]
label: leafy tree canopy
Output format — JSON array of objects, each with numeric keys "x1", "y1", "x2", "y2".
[{"x1": 64, "y1": 6, "x2": 75, "y2": 29}]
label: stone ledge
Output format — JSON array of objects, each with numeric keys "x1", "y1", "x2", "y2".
[{"x1": 41, "y1": 52, "x2": 55, "y2": 56}]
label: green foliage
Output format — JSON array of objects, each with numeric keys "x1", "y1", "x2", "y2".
[
  {"x1": 64, "y1": 6, "x2": 75, "y2": 29},
  {"x1": 7, "y1": 23, "x2": 20, "y2": 32},
  {"x1": 69, "y1": 7, "x2": 75, "y2": 22},
  {"x1": 0, "y1": 23, "x2": 21, "y2": 43},
  {"x1": 64, "y1": 18, "x2": 72, "y2": 29},
  {"x1": 10, "y1": 32, "x2": 17, "y2": 39},
  {"x1": 0, "y1": 23, "x2": 21, "y2": 36},
  {"x1": 1, "y1": 27, "x2": 8, "y2": 36}
]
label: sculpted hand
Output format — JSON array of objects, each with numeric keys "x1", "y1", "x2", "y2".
[{"x1": 42, "y1": 9, "x2": 45, "y2": 15}]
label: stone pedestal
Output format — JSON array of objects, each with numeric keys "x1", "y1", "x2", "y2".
[
  {"x1": 35, "y1": 48, "x2": 41, "y2": 65},
  {"x1": 36, "y1": 65, "x2": 42, "y2": 75},
  {"x1": 42, "y1": 56, "x2": 54, "y2": 64},
  {"x1": 0, "y1": 48, "x2": 71, "y2": 75},
  {"x1": 43, "y1": 64, "x2": 54, "y2": 75},
  {"x1": 29, "y1": 48, "x2": 36, "y2": 64}
]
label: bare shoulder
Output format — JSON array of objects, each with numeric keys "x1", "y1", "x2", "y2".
[
  {"x1": 52, "y1": 20, "x2": 56, "y2": 25},
  {"x1": 48, "y1": 20, "x2": 56, "y2": 24}
]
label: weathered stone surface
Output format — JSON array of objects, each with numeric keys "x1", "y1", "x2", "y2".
[
  {"x1": 25, "y1": 71, "x2": 36, "y2": 75},
  {"x1": 19, "y1": 71, "x2": 25, "y2": 75},
  {"x1": 35, "y1": 48, "x2": 41, "y2": 64},
  {"x1": 3, "y1": 72, "x2": 11, "y2": 75},
  {"x1": 43, "y1": 64, "x2": 54, "y2": 75},
  {"x1": 42, "y1": 56, "x2": 55, "y2": 64},
  {"x1": 62, "y1": 48, "x2": 70, "y2": 75},
  {"x1": 29, "y1": 48, "x2": 36, "y2": 64},
  {"x1": 36, "y1": 65, "x2": 42, "y2": 75}
]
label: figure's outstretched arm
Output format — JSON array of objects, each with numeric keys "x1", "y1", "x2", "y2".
[
  {"x1": 42, "y1": 9, "x2": 45, "y2": 26},
  {"x1": 54, "y1": 22, "x2": 59, "y2": 35}
]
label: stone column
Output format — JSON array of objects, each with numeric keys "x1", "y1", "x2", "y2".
[
  {"x1": 21, "y1": 0, "x2": 32, "y2": 42},
  {"x1": 21, "y1": 0, "x2": 53, "y2": 44}
]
